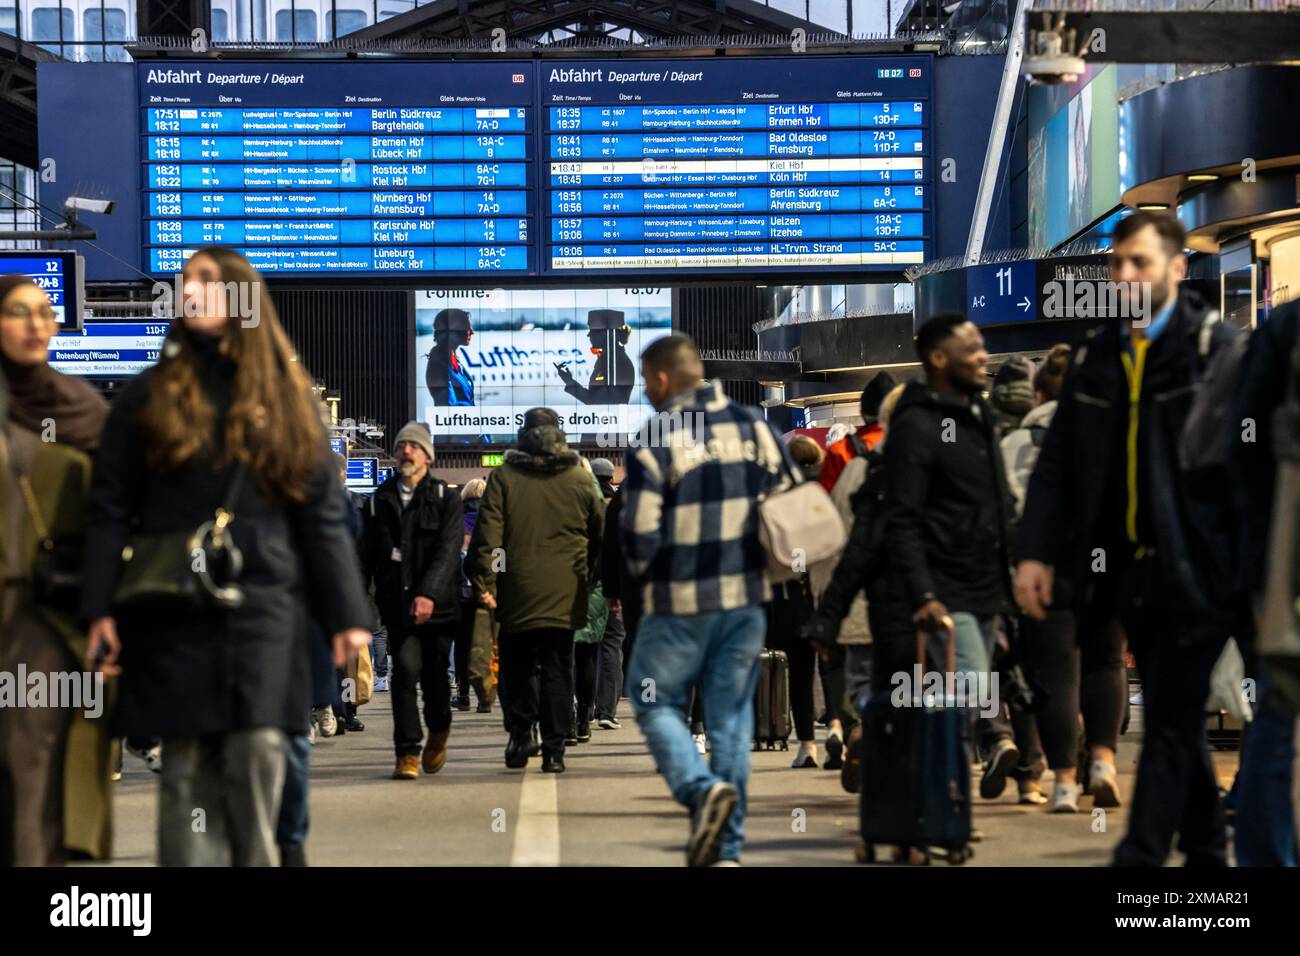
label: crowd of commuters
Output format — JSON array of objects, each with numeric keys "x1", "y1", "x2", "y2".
[{"x1": 1, "y1": 209, "x2": 1298, "y2": 867}]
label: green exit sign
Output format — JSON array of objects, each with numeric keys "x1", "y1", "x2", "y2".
[{"x1": 481, "y1": 453, "x2": 505, "y2": 467}]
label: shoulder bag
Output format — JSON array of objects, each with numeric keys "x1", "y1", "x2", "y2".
[
  {"x1": 758, "y1": 435, "x2": 847, "y2": 584},
  {"x1": 111, "y1": 463, "x2": 249, "y2": 613}
]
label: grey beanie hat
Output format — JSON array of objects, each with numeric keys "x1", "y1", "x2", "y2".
[
  {"x1": 589, "y1": 457, "x2": 615, "y2": 479},
  {"x1": 394, "y1": 421, "x2": 435, "y2": 463}
]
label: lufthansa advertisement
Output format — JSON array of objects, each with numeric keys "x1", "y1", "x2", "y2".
[{"x1": 415, "y1": 287, "x2": 672, "y2": 442}]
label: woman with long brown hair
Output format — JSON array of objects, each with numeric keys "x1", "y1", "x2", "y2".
[
  {"x1": 82, "y1": 247, "x2": 371, "y2": 866},
  {"x1": 0, "y1": 274, "x2": 112, "y2": 866}
]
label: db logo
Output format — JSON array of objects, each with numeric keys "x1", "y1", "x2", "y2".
[
  {"x1": 512, "y1": 73, "x2": 525, "y2": 83},
  {"x1": 908, "y1": 68, "x2": 922, "y2": 77}
]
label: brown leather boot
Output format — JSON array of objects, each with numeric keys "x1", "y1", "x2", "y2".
[
  {"x1": 393, "y1": 754, "x2": 420, "y2": 780},
  {"x1": 422, "y1": 729, "x2": 450, "y2": 774}
]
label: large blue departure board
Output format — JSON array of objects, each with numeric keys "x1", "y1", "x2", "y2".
[
  {"x1": 136, "y1": 56, "x2": 931, "y2": 278},
  {"x1": 140, "y1": 61, "x2": 536, "y2": 276},
  {"x1": 540, "y1": 56, "x2": 931, "y2": 273}
]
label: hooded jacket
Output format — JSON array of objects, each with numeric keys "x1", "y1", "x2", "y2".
[
  {"x1": 880, "y1": 380, "x2": 1015, "y2": 623},
  {"x1": 468, "y1": 425, "x2": 604, "y2": 633}
]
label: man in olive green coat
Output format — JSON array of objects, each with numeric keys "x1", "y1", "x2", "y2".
[{"x1": 470, "y1": 408, "x2": 603, "y2": 773}]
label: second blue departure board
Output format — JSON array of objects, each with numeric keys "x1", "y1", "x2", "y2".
[
  {"x1": 137, "y1": 56, "x2": 931, "y2": 278},
  {"x1": 541, "y1": 56, "x2": 931, "y2": 273},
  {"x1": 140, "y1": 61, "x2": 536, "y2": 276}
]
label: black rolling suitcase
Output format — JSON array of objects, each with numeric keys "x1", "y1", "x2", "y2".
[
  {"x1": 858, "y1": 622, "x2": 972, "y2": 864},
  {"x1": 753, "y1": 649, "x2": 791, "y2": 750}
]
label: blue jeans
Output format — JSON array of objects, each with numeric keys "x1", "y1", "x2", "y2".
[
  {"x1": 275, "y1": 733, "x2": 311, "y2": 849},
  {"x1": 629, "y1": 606, "x2": 766, "y2": 862},
  {"x1": 1234, "y1": 690, "x2": 1298, "y2": 867},
  {"x1": 949, "y1": 611, "x2": 993, "y2": 675}
]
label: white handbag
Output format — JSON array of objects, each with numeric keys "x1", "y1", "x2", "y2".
[{"x1": 758, "y1": 466, "x2": 848, "y2": 584}]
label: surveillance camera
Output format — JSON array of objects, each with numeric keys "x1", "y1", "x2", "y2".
[
  {"x1": 1024, "y1": 19, "x2": 1086, "y2": 85},
  {"x1": 64, "y1": 197, "x2": 115, "y2": 215}
]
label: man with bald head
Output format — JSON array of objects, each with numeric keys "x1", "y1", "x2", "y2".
[{"x1": 621, "y1": 334, "x2": 797, "y2": 867}]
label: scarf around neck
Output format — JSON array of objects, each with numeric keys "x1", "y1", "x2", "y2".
[{"x1": 1, "y1": 352, "x2": 108, "y2": 452}]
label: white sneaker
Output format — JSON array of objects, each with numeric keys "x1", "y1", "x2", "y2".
[
  {"x1": 1051, "y1": 783, "x2": 1080, "y2": 813},
  {"x1": 308, "y1": 721, "x2": 317, "y2": 745},
  {"x1": 125, "y1": 741, "x2": 163, "y2": 774},
  {"x1": 373, "y1": 675, "x2": 389, "y2": 693},
  {"x1": 791, "y1": 742, "x2": 818, "y2": 768},
  {"x1": 1089, "y1": 760, "x2": 1121, "y2": 808},
  {"x1": 314, "y1": 706, "x2": 337, "y2": 738},
  {"x1": 693, "y1": 733, "x2": 708, "y2": 755}
]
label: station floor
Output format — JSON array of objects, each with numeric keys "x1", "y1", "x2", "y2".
[{"x1": 94, "y1": 693, "x2": 1242, "y2": 867}]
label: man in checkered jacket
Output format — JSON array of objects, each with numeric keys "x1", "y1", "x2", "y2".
[{"x1": 621, "y1": 334, "x2": 796, "y2": 867}]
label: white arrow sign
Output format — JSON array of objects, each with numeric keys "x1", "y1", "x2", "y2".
[{"x1": 1019, "y1": 296, "x2": 1032, "y2": 312}]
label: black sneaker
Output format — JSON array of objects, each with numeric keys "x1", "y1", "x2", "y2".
[
  {"x1": 455, "y1": 696, "x2": 471, "y2": 712},
  {"x1": 576, "y1": 721, "x2": 591, "y2": 742},
  {"x1": 342, "y1": 716, "x2": 365, "y2": 733},
  {"x1": 542, "y1": 752, "x2": 566, "y2": 773},
  {"x1": 979, "y1": 739, "x2": 1020, "y2": 800},
  {"x1": 823, "y1": 731, "x2": 844, "y2": 770},
  {"x1": 686, "y1": 782, "x2": 739, "y2": 868},
  {"x1": 476, "y1": 701, "x2": 492, "y2": 714}
]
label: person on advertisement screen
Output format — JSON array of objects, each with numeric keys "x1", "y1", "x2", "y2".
[
  {"x1": 556, "y1": 309, "x2": 635, "y2": 406},
  {"x1": 425, "y1": 309, "x2": 475, "y2": 407}
]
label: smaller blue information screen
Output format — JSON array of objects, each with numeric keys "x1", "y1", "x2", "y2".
[
  {"x1": 0, "y1": 251, "x2": 80, "y2": 328},
  {"x1": 345, "y1": 457, "x2": 377, "y2": 489},
  {"x1": 47, "y1": 321, "x2": 166, "y2": 377}
]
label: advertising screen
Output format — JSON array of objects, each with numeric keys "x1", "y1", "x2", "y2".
[
  {"x1": 415, "y1": 287, "x2": 672, "y2": 443},
  {"x1": 139, "y1": 61, "x2": 536, "y2": 276},
  {"x1": 1027, "y1": 66, "x2": 1119, "y2": 249},
  {"x1": 541, "y1": 56, "x2": 931, "y2": 273}
]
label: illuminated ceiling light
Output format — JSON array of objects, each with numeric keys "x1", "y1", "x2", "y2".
[
  {"x1": 1186, "y1": 174, "x2": 1219, "y2": 182},
  {"x1": 1137, "y1": 204, "x2": 1169, "y2": 211}
]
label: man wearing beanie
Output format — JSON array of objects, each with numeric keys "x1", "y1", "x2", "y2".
[
  {"x1": 818, "y1": 369, "x2": 899, "y2": 492},
  {"x1": 359, "y1": 421, "x2": 464, "y2": 779},
  {"x1": 468, "y1": 408, "x2": 604, "y2": 773}
]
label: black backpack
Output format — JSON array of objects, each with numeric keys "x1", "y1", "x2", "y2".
[
  {"x1": 1178, "y1": 311, "x2": 1245, "y2": 494},
  {"x1": 845, "y1": 447, "x2": 889, "y2": 582}
]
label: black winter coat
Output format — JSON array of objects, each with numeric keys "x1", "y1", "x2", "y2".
[
  {"x1": 360, "y1": 472, "x2": 463, "y2": 630},
  {"x1": 1018, "y1": 290, "x2": 1237, "y2": 631},
  {"x1": 81, "y1": 341, "x2": 373, "y2": 738},
  {"x1": 601, "y1": 486, "x2": 642, "y2": 631},
  {"x1": 879, "y1": 380, "x2": 1015, "y2": 629},
  {"x1": 1230, "y1": 299, "x2": 1300, "y2": 596}
]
